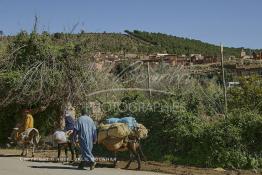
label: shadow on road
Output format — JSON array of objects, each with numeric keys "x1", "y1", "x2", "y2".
[
  {"x1": 30, "y1": 166, "x2": 80, "y2": 170},
  {"x1": 0, "y1": 154, "x2": 21, "y2": 157},
  {"x1": 95, "y1": 163, "x2": 115, "y2": 168},
  {"x1": 64, "y1": 162, "x2": 115, "y2": 168},
  {"x1": 29, "y1": 162, "x2": 116, "y2": 170}
]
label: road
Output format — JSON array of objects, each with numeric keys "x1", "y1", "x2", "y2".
[{"x1": 0, "y1": 156, "x2": 168, "y2": 175}]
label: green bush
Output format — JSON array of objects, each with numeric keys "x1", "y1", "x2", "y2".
[
  {"x1": 197, "y1": 111, "x2": 262, "y2": 168},
  {"x1": 104, "y1": 93, "x2": 262, "y2": 169}
]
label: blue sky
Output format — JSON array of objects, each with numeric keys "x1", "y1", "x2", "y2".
[{"x1": 0, "y1": 0, "x2": 261, "y2": 48}]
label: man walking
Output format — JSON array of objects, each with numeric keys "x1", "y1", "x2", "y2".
[{"x1": 74, "y1": 107, "x2": 97, "y2": 170}]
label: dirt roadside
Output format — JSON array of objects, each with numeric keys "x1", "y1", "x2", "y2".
[{"x1": 0, "y1": 149, "x2": 260, "y2": 175}]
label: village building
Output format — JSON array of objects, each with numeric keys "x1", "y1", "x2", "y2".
[
  {"x1": 190, "y1": 54, "x2": 204, "y2": 64},
  {"x1": 240, "y1": 49, "x2": 253, "y2": 59},
  {"x1": 252, "y1": 51, "x2": 262, "y2": 60}
]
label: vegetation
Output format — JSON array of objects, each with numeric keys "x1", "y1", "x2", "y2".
[
  {"x1": 125, "y1": 30, "x2": 246, "y2": 57},
  {"x1": 103, "y1": 88, "x2": 262, "y2": 169},
  {"x1": 0, "y1": 30, "x2": 261, "y2": 170},
  {"x1": 1, "y1": 30, "x2": 260, "y2": 57}
]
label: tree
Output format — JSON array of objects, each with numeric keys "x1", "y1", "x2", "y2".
[
  {"x1": 0, "y1": 31, "x2": 125, "y2": 143},
  {"x1": 0, "y1": 31, "x2": 120, "y2": 108}
]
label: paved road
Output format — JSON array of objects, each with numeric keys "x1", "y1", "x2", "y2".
[{"x1": 0, "y1": 156, "x2": 168, "y2": 175}]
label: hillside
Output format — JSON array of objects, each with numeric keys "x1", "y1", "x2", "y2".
[
  {"x1": 125, "y1": 30, "x2": 249, "y2": 57},
  {"x1": 51, "y1": 32, "x2": 149, "y2": 54},
  {"x1": 1, "y1": 30, "x2": 259, "y2": 58}
]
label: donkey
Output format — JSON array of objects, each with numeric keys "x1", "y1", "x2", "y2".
[
  {"x1": 57, "y1": 141, "x2": 79, "y2": 161},
  {"x1": 125, "y1": 138, "x2": 147, "y2": 170},
  {"x1": 9, "y1": 128, "x2": 40, "y2": 157},
  {"x1": 101, "y1": 136, "x2": 146, "y2": 170},
  {"x1": 99, "y1": 124, "x2": 148, "y2": 170},
  {"x1": 53, "y1": 130, "x2": 79, "y2": 161}
]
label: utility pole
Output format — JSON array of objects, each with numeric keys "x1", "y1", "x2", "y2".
[
  {"x1": 33, "y1": 15, "x2": 38, "y2": 33},
  {"x1": 0, "y1": 30, "x2": 3, "y2": 40},
  {"x1": 221, "y1": 44, "x2": 228, "y2": 118},
  {"x1": 147, "y1": 62, "x2": 152, "y2": 97}
]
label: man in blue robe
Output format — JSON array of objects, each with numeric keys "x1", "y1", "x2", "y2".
[{"x1": 74, "y1": 107, "x2": 97, "y2": 170}]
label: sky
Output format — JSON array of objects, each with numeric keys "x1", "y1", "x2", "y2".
[{"x1": 0, "y1": 0, "x2": 261, "y2": 49}]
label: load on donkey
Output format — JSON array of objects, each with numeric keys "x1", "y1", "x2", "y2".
[{"x1": 97, "y1": 117, "x2": 148, "y2": 170}]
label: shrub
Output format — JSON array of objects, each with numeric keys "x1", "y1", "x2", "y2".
[{"x1": 104, "y1": 93, "x2": 262, "y2": 169}]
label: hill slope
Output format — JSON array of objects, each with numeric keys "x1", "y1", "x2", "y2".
[
  {"x1": 125, "y1": 30, "x2": 248, "y2": 57},
  {"x1": 0, "y1": 30, "x2": 260, "y2": 57}
]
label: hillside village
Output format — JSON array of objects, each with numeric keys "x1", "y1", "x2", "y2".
[
  {"x1": 91, "y1": 46, "x2": 262, "y2": 77},
  {"x1": 1, "y1": 30, "x2": 262, "y2": 79}
]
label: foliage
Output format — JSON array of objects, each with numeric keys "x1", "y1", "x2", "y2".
[
  {"x1": 125, "y1": 30, "x2": 248, "y2": 57},
  {"x1": 199, "y1": 111, "x2": 262, "y2": 168},
  {"x1": 3, "y1": 30, "x2": 259, "y2": 57},
  {"x1": 103, "y1": 90, "x2": 262, "y2": 169},
  {"x1": 228, "y1": 76, "x2": 262, "y2": 114},
  {"x1": 0, "y1": 31, "x2": 121, "y2": 142}
]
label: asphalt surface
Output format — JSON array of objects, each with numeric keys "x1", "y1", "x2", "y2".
[{"x1": 0, "y1": 156, "x2": 169, "y2": 175}]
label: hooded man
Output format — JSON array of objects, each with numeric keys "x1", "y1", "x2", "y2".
[
  {"x1": 74, "y1": 107, "x2": 97, "y2": 170},
  {"x1": 17, "y1": 109, "x2": 34, "y2": 137},
  {"x1": 22, "y1": 109, "x2": 34, "y2": 130}
]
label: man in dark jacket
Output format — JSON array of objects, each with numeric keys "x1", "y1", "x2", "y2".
[{"x1": 64, "y1": 112, "x2": 75, "y2": 132}]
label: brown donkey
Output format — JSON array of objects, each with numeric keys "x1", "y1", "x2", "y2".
[{"x1": 101, "y1": 136, "x2": 146, "y2": 170}]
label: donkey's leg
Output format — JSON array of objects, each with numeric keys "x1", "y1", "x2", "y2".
[
  {"x1": 64, "y1": 144, "x2": 68, "y2": 161},
  {"x1": 25, "y1": 145, "x2": 28, "y2": 157},
  {"x1": 124, "y1": 151, "x2": 134, "y2": 169},
  {"x1": 75, "y1": 146, "x2": 79, "y2": 159},
  {"x1": 129, "y1": 143, "x2": 141, "y2": 170},
  {"x1": 135, "y1": 151, "x2": 141, "y2": 170},
  {"x1": 113, "y1": 152, "x2": 118, "y2": 168},
  {"x1": 138, "y1": 144, "x2": 147, "y2": 161},
  {"x1": 57, "y1": 144, "x2": 61, "y2": 161},
  {"x1": 68, "y1": 143, "x2": 75, "y2": 161},
  {"x1": 21, "y1": 145, "x2": 25, "y2": 156},
  {"x1": 32, "y1": 145, "x2": 35, "y2": 157}
]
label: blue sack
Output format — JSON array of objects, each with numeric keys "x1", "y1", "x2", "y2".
[
  {"x1": 106, "y1": 118, "x2": 121, "y2": 124},
  {"x1": 119, "y1": 117, "x2": 138, "y2": 129},
  {"x1": 106, "y1": 116, "x2": 138, "y2": 129}
]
